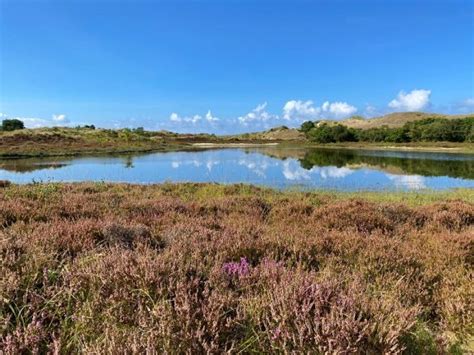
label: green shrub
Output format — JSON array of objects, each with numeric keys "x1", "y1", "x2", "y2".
[
  {"x1": 300, "y1": 121, "x2": 315, "y2": 133},
  {"x1": 303, "y1": 117, "x2": 474, "y2": 143},
  {"x1": 1, "y1": 119, "x2": 25, "y2": 131},
  {"x1": 306, "y1": 123, "x2": 357, "y2": 143}
]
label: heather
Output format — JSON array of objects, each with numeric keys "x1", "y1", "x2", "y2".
[{"x1": 1, "y1": 183, "x2": 473, "y2": 353}]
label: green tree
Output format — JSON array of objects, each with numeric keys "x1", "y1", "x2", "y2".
[
  {"x1": 2, "y1": 119, "x2": 25, "y2": 131},
  {"x1": 300, "y1": 121, "x2": 315, "y2": 133}
]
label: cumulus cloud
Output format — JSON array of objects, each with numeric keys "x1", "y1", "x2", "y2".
[
  {"x1": 282, "y1": 100, "x2": 321, "y2": 121},
  {"x1": 388, "y1": 89, "x2": 431, "y2": 111},
  {"x1": 169, "y1": 112, "x2": 202, "y2": 124},
  {"x1": 169, "y1": 110, "x2": 219, "y2": 124},
  {"x1": 238, "y1": 102, "x2": 275, "y2": 125},
  {"x1": 205, "y1": 110, "x2": 219, "y2": 122},
  {"x1": 52, "y1": 114, "x2": 69, "y2": 123},
  {"x1": 169, "y1": 113, "x2": 181, "y2": 122},
  {"x1": 283, "y1": 100, "x2": 357, "y2": 120},
  {"x1": 321, "y1": 101, "x2": 357, "y2": 118},
  {"x1": 165, "y1": 99, "x2": 359, "y2": 134},
  {"x1": 165, "y1": 110, "x2": 223, "y2": 134}
]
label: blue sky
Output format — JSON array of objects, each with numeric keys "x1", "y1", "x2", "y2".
[{"x1": 1, "y1": 0, "x2": 473, "y2": 133}]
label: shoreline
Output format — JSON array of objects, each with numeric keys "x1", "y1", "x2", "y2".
[
  {"x1": 290, "y1": 142, "x2": 474, "y2": 154},
  {"x1": 192, "y1": 142, "x2": 279, "y2": 147},
  {"x1": 1, "y1": 141, "x2": 472, "y2": 159}
]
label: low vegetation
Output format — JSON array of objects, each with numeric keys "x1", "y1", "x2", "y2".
[
  {"x1": 0, "y1": 126, "x2": 221, "y2": 157},
  {"x1": 1, "y1": 119, "x2": 25, "y2": 132},
  {"x1": 301, "y1": 117, "x2": 474, "y2": 144},
  {"x1": 1, "y1": 183, "x2": 473, "y2": 353}
]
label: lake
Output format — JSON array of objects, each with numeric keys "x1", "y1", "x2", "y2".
[{"x1": 1, "y1": 147, "x2": 473, "y2": 191}]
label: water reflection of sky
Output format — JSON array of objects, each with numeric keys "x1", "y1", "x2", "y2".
[{"x1": 1, "y1": 149, "x2": 473, "y2": 191}]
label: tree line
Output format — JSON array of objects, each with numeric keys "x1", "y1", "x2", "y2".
[{"x1": 300, "y1": 117, "x2": 474, "y2": 143}]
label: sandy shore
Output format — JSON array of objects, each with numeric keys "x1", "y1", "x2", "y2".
[{"x1": 192, "y1": 142, "x2": 279, "y2": 147}]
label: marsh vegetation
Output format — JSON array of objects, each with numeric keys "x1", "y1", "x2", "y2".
[{"x1": 1, "y1": 183, "x2": 473, "y2": 353}]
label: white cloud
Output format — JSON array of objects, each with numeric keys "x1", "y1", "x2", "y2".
[
  {"x1": 190, "y1": 115, "x2": 202, "y2": 124},
  {"x1": 166, "y1": 99, "x2": 358, "y2": 134},
  {"x1": 169, "y1": 112, "x2": 202, "y2": 124},
  {"x1": 169, "y1": 110, "x2": 219, "y2": 126},
  {"x1": 19, "y1": 117, "x2": 52, "y2": 128},
  {"x1": 388, "y1": 89, "x2": 431, "y2": 111},
  {"x1": 463, "y1": 98, "x2": 474, "y2": 107},
  {"x1": 283, "y1": 100, "x2": 357, "y2": 120},
  {"x1": 238, "y1": 102, "x2": 275, "y2": 125},
  {"x1": 169, "y1": 113, "x2": 181, "y2": 122},
  {"x1": 205, "y1": 110, "x2": 219, "y2": 122},
  {"x1": 321, "y1": 101, "x2": 357, "y2": 118},
  {"x1": 52, "y1": 114, "x2": 69, "y2": 123},
  {"x1": 282, "y1": 100, "x2": 321, "y2": 121}
]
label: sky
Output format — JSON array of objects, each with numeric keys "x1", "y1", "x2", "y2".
[{"x1": 0, "y1": 0, "x2": 473, "y2": 133}]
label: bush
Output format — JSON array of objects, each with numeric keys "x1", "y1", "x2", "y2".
[
  {"x1": 303, "y1": 117, "x2": 474, "y2": 143},
  {"x1": 306, "y1": 123, "x2": 357, "y2": 143},
  {"x1": 300, "y1": 121, "x2": 315, "y2": 133},
  {"x1": 133, "y1": 127, "x2": 145, "y2": 134},
  {"x1": 1, "y1": 119, "x2": 25, "y2": 131}
]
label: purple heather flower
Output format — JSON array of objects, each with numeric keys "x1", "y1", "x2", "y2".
[
  {"x1": 271, "y1": 326, "x2": 282, "y2": 341},
  {"x1": 222, "y1": 257, "x2": 250, "y2": 277}
]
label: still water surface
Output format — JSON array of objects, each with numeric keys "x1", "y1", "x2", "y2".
[{"x1": 1, "y1": 147, "x2": 473, "y2": 191}]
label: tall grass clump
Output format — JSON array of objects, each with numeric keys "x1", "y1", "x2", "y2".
[{"x1": 1, "y1": 183, "x2": 473, "y2": 353}]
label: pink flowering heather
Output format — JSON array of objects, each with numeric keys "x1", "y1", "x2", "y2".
[
  {"x1": 0, "y1": 182, "x2": 472, "y2": 353},
  {"x1": 222, "y1": 257, "x2": 250, "y2": 277}
]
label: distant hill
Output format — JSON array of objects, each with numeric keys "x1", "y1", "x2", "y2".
[
  {"x1": 231, "y1": 112, "x2": 474, "y2": 142},
  {"x1": 321, "y1": 112, "x2": 473, "y2": 130},
  {"x1": 230, "y1": 126, "x2": 306, "y2": 141},
  {"x1": 234, "y1": 112, "x2": 473, "y2": 141}
]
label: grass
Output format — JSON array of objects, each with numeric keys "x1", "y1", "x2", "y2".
[
  {"x1": 0, "y1": 127, "x2": 221, "y2": 158},
  {"x1": 1, "y1": 182, "x2": 473, "y2": 353}
]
